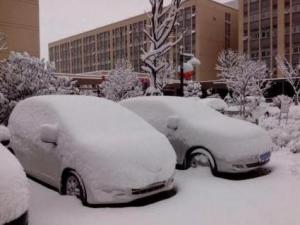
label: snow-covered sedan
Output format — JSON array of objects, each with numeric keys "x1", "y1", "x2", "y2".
[
  {"x1": 8, "y1": 96, "x2": 176, "y2": 205},
  {"x1": 121, "y1": 97, "x2": 273, "y2": 175},
  {"x1": 0, "y1": 145, "x2": 29, "y2": 225}
]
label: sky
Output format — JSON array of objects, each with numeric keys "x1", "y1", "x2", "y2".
[{"x1": 39, "y1": 0, "x2": 231, "y2": 59}]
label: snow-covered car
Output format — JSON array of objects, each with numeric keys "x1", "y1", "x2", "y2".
[
  {"x1": 198, "y1": 98, "x2": 228, "y2": 113},
  {"x1": 8, "y1": 96, "x2": 176, "y2": 205},
  {"x1": 121, "y1": 96, "x2": 272, "y2": 175},
  {"x1": 0, "y1": 145, "x2": 29, "y2": 225}
]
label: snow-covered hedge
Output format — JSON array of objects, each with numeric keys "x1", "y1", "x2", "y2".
[
  {"x1": 0, "y1": 52, "x2": 79, "y2": 124},
  {"x1": 260, "y1": 105, "x2": 300, "y2": 153}
]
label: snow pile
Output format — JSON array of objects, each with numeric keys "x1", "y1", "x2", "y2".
[
  {"x1": 0, "y1": 125, "x2": 10, "y2": 142},
  {"x1": 260, "y1": 105, "x2": 300, "y2": 153},
  {"x1": 0, "y1": 146, "x2": 29, "y2": 225},
  {"x1": 9, "y1": 96, "x2": 176, "y2": 203}
]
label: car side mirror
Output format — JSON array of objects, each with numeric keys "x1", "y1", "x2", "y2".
[
  {"x1": 40, "y1": 124, "x2": 58, "y2": 145},
  {"x1": 167, "y1": 116, "x2": 180, "y2": 131}
]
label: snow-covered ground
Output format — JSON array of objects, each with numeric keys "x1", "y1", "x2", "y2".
[{"x1": 29, "y1": 151, "x2": 300, "y2": 225}]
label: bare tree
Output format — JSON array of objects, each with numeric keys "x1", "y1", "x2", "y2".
[
  {"x1": 276, "y1": 56, "x2": 300, "y2": 105},
  {"x1": 141, "y1": 0, "x2": 182, "y2": 93},
  {"x1": 216, "y1": 50, "x2": 270, "y2": 118},
  {"x1": 0, "y1": 32, "x2": 7, "y2": 51}
]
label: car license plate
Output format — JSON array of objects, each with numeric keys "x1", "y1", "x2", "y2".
[{"x1": 260, "y1": 152, "x2": 271, "y2": 162}]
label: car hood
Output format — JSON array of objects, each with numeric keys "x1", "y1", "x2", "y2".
[
  {"x1": 180, "y1": 116, "x2": 272, "y2": 162},
  {"x1": 59, "y1": 130, "x2": 176, "y2": 190}
]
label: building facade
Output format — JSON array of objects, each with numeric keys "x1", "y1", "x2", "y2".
[
  {"x1": 0, "y1": 0, "x2": 40, "y2": 59},
  {"x1": 49, "y1": 0, "x2": 238, "y2": 81},
  {"x1": 239, "y1": 0, "x2": 300, "y2": 77}
]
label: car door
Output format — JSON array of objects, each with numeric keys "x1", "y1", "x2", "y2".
[
  {"x1": 166, "y1": 116, "x2": 188, "y2": 165},
  {"x1": 17, "y1": 104, "x2": 61, "y2": 187},
  {"x1": 34, "y1": 139, "x2": 60, "y2": 187}
]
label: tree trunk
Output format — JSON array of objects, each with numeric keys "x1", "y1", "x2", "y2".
[{"x1": 295, "y1": 93, "x2": 299, "y2": 106}]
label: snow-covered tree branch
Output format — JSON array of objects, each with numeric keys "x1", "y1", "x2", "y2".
[
  {"x1": 216, "y1": 50, "x2": 270, "y2": 118},
  {"x1": 276, "y1": 56, "x2": 300, "y2": 105},
  {"x1": 141, "y1": 0, "x2": 182, "y2": 93},
  {"x1": 0, "y1": 52, "x2": 79, "y2": 124},
  {"x1": 99, "y1": 60, "x2": 144, "y2": 102}
]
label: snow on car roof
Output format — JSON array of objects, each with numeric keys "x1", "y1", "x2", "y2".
[
  {"x1": 122, "y1": 96, "x2": 221, "y2": 119},
  {"x1": 15, "y1": 95, "x2": 160, "y2": 139},
  {"x1": 0, "y1": 146, "x2": 29, "y2": 225}
]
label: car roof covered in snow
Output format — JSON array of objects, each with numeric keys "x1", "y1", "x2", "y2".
[
  {"x1": 10, "y1": 95, "x2": 164, "y2": 139},
  {"x1": 121, "y1": 96, "x2": 221, "y2": 119},
  {"x1": 0, "y1": 146, "x2": 29, "y2": 225}
]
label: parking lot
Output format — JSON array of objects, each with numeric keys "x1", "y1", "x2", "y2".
[{"x1": 28, "y1": 151, "x2": 300, "y2": 225}]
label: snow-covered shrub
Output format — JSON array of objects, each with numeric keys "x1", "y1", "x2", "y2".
[
  {"x1": 184, "y1": 80, "x2": 202, "y2": 98},
  {"x1": 216, "y1": 50, "x2": 271, "y2": 119},
  {"x1": 0, "y1": 52, "x2": 79, "y2": 124},
  {"x1": 260, "y1": 105, "x2": 300, "y2": 153},
  {"x1": 99, "y1": 60, "x2": 144, "y2": 102}
]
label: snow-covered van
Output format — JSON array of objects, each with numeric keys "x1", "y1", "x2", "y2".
[
  {"x1": 121, "y1": 97, "x2": 273, "y2": 175},
  {"x1": 0, "y1": 145, "x2": 29, "y2": 225},
  {"x1": 8, "y1": 96, "x2": 176, "y2": 205}
]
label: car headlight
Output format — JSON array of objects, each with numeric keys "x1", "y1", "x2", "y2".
[{"x1": 166, "y1": 172, "x2": 175, "y2": 186}]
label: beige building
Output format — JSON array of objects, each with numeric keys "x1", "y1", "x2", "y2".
[
  {"x1": 0, "y1": 0, "x2": 40, "y2": 59},
  {"x1": 239, "y1": 0, "x2": 300, "y2": 77},
  {"x1": 49, "y1": 0, "x2": 238, "y2": 81}
]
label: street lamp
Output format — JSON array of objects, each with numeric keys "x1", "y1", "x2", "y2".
[{"x1": 179, "y1": 45, "x2": 201, "y2": 96}]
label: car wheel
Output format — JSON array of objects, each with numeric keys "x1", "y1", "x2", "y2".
[
  {"x1": 190, "y1": 153, "x2": 210, "y2": 168},
  {"x1": 188, "y1": 150, "x2": 218, "y2": 176},
  {"x1": 63, "y1": 171, "x2": 87, "y2": 205}
]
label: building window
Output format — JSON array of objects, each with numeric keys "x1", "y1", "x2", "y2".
[{"x1": 225, "y1": 13, "x2": 231, "y2": 49}]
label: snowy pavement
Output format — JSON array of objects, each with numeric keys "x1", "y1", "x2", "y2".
[{"x1": 29, "y1": 151, "x2": 300, "y2": 225}]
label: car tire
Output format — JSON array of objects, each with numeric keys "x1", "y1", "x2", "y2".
[
  {"x1": 62, "y1": 170, "x2": 87, "y2": 205},
  {"x1": 188, "y1": 150, "x2": 218, "y2": 176}
]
